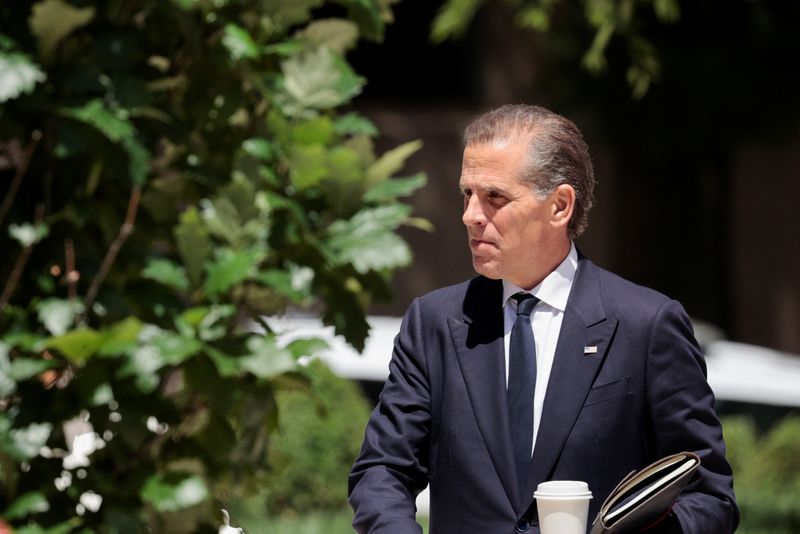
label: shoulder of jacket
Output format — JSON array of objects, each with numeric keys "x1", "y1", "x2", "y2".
[{"x1": 580, "y1": 258, "x2": 676, "y2": 316}]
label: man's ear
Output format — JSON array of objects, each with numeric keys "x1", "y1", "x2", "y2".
[{"x1": 551, "y1": 184, "x2": 575, "y2": 229}]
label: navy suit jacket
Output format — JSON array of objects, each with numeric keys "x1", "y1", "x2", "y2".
[{"x1": 349, "y1": 255, "x2": 739, "y2": 534}]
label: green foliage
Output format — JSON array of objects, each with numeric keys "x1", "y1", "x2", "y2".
[
  {"x1": 227, "y1": 360, "x2": 371, "y2": 519},
  {"x1": 432, "y1": 0, "x2": 681, "y2": 98},
  {"x1": 0, "y1": 0, "x2": 426, "y2": 531},
  {"x1": 0, "y1": 51, "x2": 46, "y2": 103},
  {"x1": 722, "y1": 415, "x2": 800, "y2": 534}
]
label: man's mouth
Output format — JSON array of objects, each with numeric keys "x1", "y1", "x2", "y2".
[{"x1": 470, "y1": 238, "x2": 495, "y2": 248}]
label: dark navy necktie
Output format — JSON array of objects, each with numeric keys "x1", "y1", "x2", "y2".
[{"x1": 508, "y1": 293, "x2": 539, "y2": 498}]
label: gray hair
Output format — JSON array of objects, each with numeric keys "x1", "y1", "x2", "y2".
[{"x1": 463, "y1": 104, "x2": 596, "y2": 239}]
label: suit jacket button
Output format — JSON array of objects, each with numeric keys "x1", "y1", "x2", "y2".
[{"x1": 515, "y1": 519, "x2": 529, "y2": 532}]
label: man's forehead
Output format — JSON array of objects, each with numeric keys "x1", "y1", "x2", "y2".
[{"x1": 458, "y1": 171, "x2": 528, "y2": 192}]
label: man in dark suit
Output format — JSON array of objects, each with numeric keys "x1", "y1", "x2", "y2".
[{"x1": 348, "y1": 105, "x2": 738, "y2": 534}]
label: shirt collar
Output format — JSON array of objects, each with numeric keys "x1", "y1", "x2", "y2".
[{"x1": 502, "y1": 242, "x2": 578, "y2": 312}]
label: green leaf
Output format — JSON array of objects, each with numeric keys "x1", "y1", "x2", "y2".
[
  {"x1": 654, "y1": 0, "x2": 681, "y2": 22},
  {"x1": 4, "y1": 491, "x2": 50, "y2": 519},
  {"x1": 339, "y1": 0, "x2": 385, "y2": 41},
  {"x1": 516, "y1": 6, "x2": 550, "y2": 31},
  {"x1": 3, "y1": 422, "x2": 52, "y2": 461},
  {"x1": 289, "y1": 144, "x2": 328, "y2": 190},
  {"x1": 0, "y1": 52, "x2": 46, "y2": 103},
  {"x1": 366, "y1": 140, "x2": 422, "y2": 184},
  {"x1": 0, "y1": 35, "x2": 16, "y2": 50},
  {"x1": 332, "y1": 53, "x2": 364, "y2": 101},
  {"x1": 10, "y1": 358, "x2": 56, "y2": 381},
  {"x1": 177, "y1": 306, "x2": 211, "y2": 329},
  {"x1": 334, "y1": 112, "x2": 378, "y2": 136},
  {"x1": 340, "y1": 231, "x2": 410, "y2": 273},
  {"x1": 117, "y1": 326, "x2": 200, "y2": 391},
  {"x1": 262, "y1": 41, "x2": 305, "y2": 57},
  {"x1": 14, "y1": 519, "x2": 80, "y2": 534},
  {"x1": 219, "y1": 174, "x2": 261, "y2": 224},
  {"x1": 326, "y1": 145, "x2": 363, "y2": 183},
  {"x1": 331, "y1": 203, "x2": 411, "y2": 233},
  {"x1": 200, "y1": 197, "x2": 239, "y2": 243},
  {"x1": 405, "y1": 216, "x2": 435, "y2": 232},
  {"x1": 29, "y1": 0, "x2": 95, "y2": 60},
  {"x1": 204, "y1": 247, "x2": 264, "y2": 296},
  {"x1": 173, "y1": 0, "x2": 199, "y2": 10},
  {"x1": 197, "y1": 305, "x2": 235, "y2": 341},
  {"x1": 8, "y1": 222, "x2": 49, "y2": 247},
  {"x1": 0, "y1": 343, "x2": 16, "y2": 397},
  {"x1": 256, "y1": 265, "x2": 314, "y2": 303},
  {"x1": 430, "y1": 0, "x2": 483, "y2": 43},
  {"x1": 286, "y1": 337, "x2": 329, "y2": 359},
  {"x1": 295, "y1": 18, "x2": 360, "y2": 53},
  {"x1": 119, "y1": 345, "x2": 161, "y2": 392},
  {"x1": 177, "y1": 305, "x2": 235, "y2": 341},
  {"x1": 242, "y1": 138, "x2": 277, "y2": 161},
  {"x1": 364, "y1": 172, "x2": 427, "y2": 202},
  {"x1": 277, "y1": 47, "x2": 364, "y2": 117},
  {"x1": 223, "y1": 24, "x2": 260, "y2": 61},
  {"x1": 61, "y1": 100, "x2": 150, "y2": 185},
  {"x1": 97, "y1": 317, "x2": 143, "y2": 356},
  {"x1": 239, "y1": 336, "x2": 296, "y2": 379},
  {"x1": 36, "y1": 298, "x2": 84, "y2": 336},
  {"x1": 203, "y1": 345, "x2": 241, "y2": 378},
  {"x1": 140, "y1": 474, "x2": 209, "y2": 512},
  {"x1": 326, "y1": 205, "x2": 413, "y2": 273},
  {"x1": 321, "y1": 283, "x2": 370, "y2": 351},
  {"x1": 121, "y1": 136, "x2": 151, "y2": 186},
  {"x1": 91, "y1": 383, "x2": 113, "y2": 405},
  {"x1": 582, "y1": 22, "x2": 614, "y2": 73},
  {"x1": 148, "y1": 329, "x2": 202, "y2": 366},
  {"x1": 175, "y1": 207, "x2": 212, "y2": 286},
  {"x1": 291, "y1": 116, "x2": 335, "y2": 145},
  {"x1": 1, "y1": 332, "x2": 46, "y2": 352},
  {"x1": 261, "y1": 0, "x2": 324, "y2": 27},
  {"x1": 62, "y1": 100, "x2": 132, "y2": 141},
  {"x1": 142, "y1": 258, "x2": 189, "y2": 291},
  {"x1": 46, "y1": 328, "x2": 103, "y2": 364}
]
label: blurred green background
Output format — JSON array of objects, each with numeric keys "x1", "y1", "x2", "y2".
[{"x1": 2, "y1": 0, "x2": 799, "y2": 532}]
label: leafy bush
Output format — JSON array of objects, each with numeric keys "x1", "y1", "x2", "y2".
[
  {"x1": 221, "y1": 359, "x2": 372, "y2": 529},
  {"x1": 263, "y1": 360, "x2": 371, "y2": 515},
  {"x1": 722, "y1": 415, "x2": 800, "y2": 534},
  {"x1": 0, "y1": 0, "x2": 425, "y2": 531}
]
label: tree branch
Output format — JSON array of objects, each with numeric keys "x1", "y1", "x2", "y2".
[
  {"x1": 0, "y1": 204, "x2": 45, "y2": 314},
  {"x1": 84, "y1": 186, "x2": 141, "y2": 311},
  {"x1": 0, "y1": 131, "x2": 42, "y2": 228}
]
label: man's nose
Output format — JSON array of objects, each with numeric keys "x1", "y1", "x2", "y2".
[{"x1": 462, "y1": 195, "x2": 485, "y2": 226}]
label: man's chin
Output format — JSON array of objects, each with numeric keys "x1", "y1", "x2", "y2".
[{"x1": 472, "y1": 260, "x2": 502, "y2": 280}]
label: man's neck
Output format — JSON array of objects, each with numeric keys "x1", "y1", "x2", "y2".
[{"x1": 514, "y1": 239, "x2": 572, "y2": 290}]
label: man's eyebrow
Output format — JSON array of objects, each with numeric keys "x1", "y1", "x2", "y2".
[{"x1": 461, "y1": 183, "x2": 509, "y2": 195}]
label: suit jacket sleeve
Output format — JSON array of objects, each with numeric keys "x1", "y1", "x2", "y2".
[
  {"x1": 645, "y1": 299, "x2": 739, "y2": 534},
  {"x1": 348, "y1": 298, "x2": 430, "y2": 534}
]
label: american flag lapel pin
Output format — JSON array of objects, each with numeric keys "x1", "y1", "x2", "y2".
[{"x1": 583, "y1": 345, "x2": 598, "y2": 355}]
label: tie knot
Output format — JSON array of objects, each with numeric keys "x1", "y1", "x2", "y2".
[{"x1": 512, "y1": 293, "x2": 539, "y2": 316}]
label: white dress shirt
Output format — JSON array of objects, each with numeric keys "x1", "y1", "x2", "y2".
[{"x1": 502, "y1": 242, "x2": 578, "y2": 456}]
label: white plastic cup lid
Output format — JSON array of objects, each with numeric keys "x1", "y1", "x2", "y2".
[{"x1": 534, "y1": 480, "x2": 592, "y2": 498}]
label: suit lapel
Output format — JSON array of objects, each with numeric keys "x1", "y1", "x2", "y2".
[
  {"x1": 524, "y1": 259, "x2": 618, "y2": 500},
  {"x1": 448, "y1": 278, "x2": 520, "y2": 509}
]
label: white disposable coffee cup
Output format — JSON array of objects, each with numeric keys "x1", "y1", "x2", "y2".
[{"x1": 534, "y1": 480, "x2": 593, "y2": 534}]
